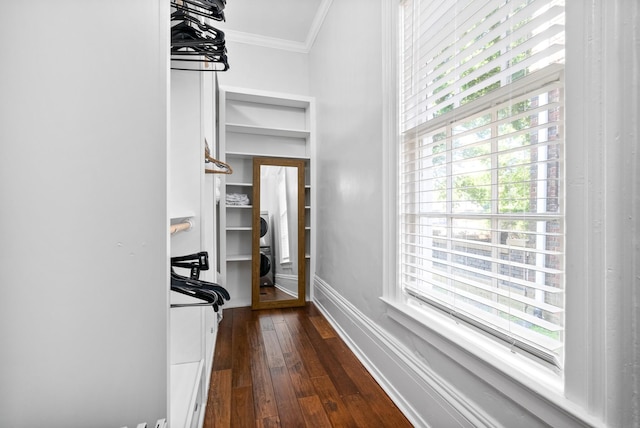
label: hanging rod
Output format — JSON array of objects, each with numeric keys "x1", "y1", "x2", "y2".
[
  {"x1": 170, "y1": 302, "x2": 213, "y2": 308},
  {"x1": 170, "y1": 219, "x2": 193, "y2": 235}
]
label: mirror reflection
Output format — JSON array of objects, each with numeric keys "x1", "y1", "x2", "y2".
[{"x1": 252, "y1": 158, "x2": 305, "y2": 309}]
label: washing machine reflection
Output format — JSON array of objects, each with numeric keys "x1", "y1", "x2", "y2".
[{"x1": 259, "y1": 211, "x2": 274, "y2": 286}]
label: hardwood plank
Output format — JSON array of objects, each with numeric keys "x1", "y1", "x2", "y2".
[
  {"x1": 311, "y1": 375, "x2": 358, "y2": 428},
  {"x1": 309, "y1": 315, "x2": 336, "y2": 339},
  {"x1": 205, "y1": 369, "x2": 232, "y2": 427},
  {"x1": 342, "y1": 393, "x2": 384, "y2": 427},
  {"x1": 258, "y1": 311, "x2": 276, "y2": 331},
  {"x1": 212, "y1": 309, "x2": 233, "y2": 371},
  {"x1": 268, "y1": 308, "x2": 286, "y2": 324},
  {"x1": 248, "y1": 314, "x2": 279, "y2": 421},
  {"x1": 298, "y1": 395, "x2": 333, "y2": 428},
  {"x1": 325, "y1": 336, "x2": 413, "y2": 427},
  {"x1": 281, "y1": 310, "x2": 328, "y2": 379},
  {"x1": 232, "y1": 307, "x2": 252, "y2": 389},
  {"x1": 255, "y1": 416, "x2": 280, "y2": 428},
  {"x1": 269, "y1": 365, "x2": 306, "y2": 426},
  {"x1": 262, "y1": 329, "x2": 286, "y2": 369},
  {"x1": 274, "y1": 320, "x2": 316, "y2": 398},
  {"x1": 231, "y1": 385, "x2": 255, "y2": 428},
  {"x1": 298, "y1": 313, "x2": 360, "y2": 396}
]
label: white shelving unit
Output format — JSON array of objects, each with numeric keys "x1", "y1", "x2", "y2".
[
  {"x1": 169, "y1": 70, "x2": 220, "y2": 428},
  {"x1": 219, "y1": 86, "x2": 315, "y2": 307}
]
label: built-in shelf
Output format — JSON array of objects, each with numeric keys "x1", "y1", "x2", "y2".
[
  {"x1": 226, "y1": 151, "x2": 310, "y2": 160},
  {"x1": 225, "y1": 89, "x2": 311, "y2": 109},
  {"x1": 226, "y1": 205, "x2": 253, "y2": 209},
  {"x1": 170, "y1": 212, "x2": 196, "y2": 221},
  {"x1": 227, "y1": 254, "x2": 252, "y2": 262},
  {"x1": 226, "y1": 123, "x2": 310, "y2": 139},
  {"x1": 227, "y1": 226, "x2": 252, "y2": 231}
]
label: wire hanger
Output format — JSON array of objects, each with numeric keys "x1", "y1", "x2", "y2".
[{"x1": 204, "y1": 140, "x2": 232, "y2": 174}]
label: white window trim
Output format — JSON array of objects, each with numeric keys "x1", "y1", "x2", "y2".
[{"x1": 382, "y1": 0, "x2": 639, "y2": 426}]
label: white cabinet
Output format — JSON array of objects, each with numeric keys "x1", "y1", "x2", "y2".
[
  {"x1": 219, "y1": 86, "x2": 316, "y2": 307},
  {"x1": 169, "y1": 70, "x2": 221, "y2": 428}
]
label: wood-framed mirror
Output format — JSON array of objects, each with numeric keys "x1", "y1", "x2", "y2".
[{"x1": 252, "y1": 157, "x2": 306, "y2": 309}]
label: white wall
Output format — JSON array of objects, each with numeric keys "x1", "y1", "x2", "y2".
[
  {"x1": 309, "y1": 0, "x2": 386, "y2": 308},
  {"x1": 217, "y1": 41, "x2": 310, "y2": 95},
  {"x1": 309, "y1": 1, "x2": 639, "y2": 428},
  {"x1": 0, "y1": 3, "x2": 168, "y2": 427}
]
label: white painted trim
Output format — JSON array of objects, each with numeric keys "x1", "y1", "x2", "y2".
[
  {"x1": 305, "y1": 0, "x2": 333, "y2": 52},
  {"x1": 564, "y1": 2, "x2": 640, "y2": 427},
  {"x1": 225, "y1": 0, "x2": 333, "y2": 54},
  {"x1": 274, "y1": 273, "x2": 298, "y2": 298}
]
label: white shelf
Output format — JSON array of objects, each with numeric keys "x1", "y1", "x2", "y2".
[
  {"x1": 227, "y1": 226, "x2": 252, "y2": 231},
  {"x1": 226, "y1": 151, "x2": 310, "y2": 160},
  {"x1": 224, "y1": 87, "x2": 312, "y2": 109},
  {"x1": 227, "y1": 254, "x2": 252, "y2": 262},
  {"x1": 226, "y1": 182, "x2": 252, "y2": 187},
  {"x1": 170, "y1": 212, "x2": 196, "y2": 221},
  {"x1": 226, "y1": 205, "x2": 253, "y2": 209},
  {"x1": 226, "y1": 123, "x2": 310, "y2": 139},
  {"x1": 170, "y1": 360, "x2": 203, "y2": 428}
]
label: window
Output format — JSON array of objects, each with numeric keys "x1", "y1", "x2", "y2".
[{"x1": 399, "y1": 0, "x2": 565, "y2": 365}]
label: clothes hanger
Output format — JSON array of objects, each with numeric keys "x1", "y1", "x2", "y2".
[
  {"x1": 171, "y1": 10, "x2": 226, "y2": 43},
  {"x1": 204, "y1": 140, "x2": 233, "y2": 174},
  {"x1": 171, "y1": 281, "x2": 220, "y2": 311},
  {"x1": 170, "y1": 251, "x2": 231, "y2": 302},
  {"x1": 171, "y1": 269, "x2": 231, "y2": 303},
  {"x1": 171, "y1": 23, "x2": 228, "y2": 70},
  {"x1": 172, "y1": 0, "x2": 225, "y2": 22},
  {"x1": 170, "y1": 1, "x2": 228, "y2": 71},
  {"x1": 171, "y1": 271, "x2": 231, "y2": 301},
  {"x1": 171, "y1": 251, "x2": 209, "y2": 279}
]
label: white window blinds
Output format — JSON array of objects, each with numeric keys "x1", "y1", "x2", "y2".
[{"x1": 399, "y1": 0, "x2": 565, "y2": 365}]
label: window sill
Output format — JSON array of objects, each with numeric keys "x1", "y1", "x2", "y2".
[{"x1": 380, "y1": 297, "x2": 598, "y2": 427}]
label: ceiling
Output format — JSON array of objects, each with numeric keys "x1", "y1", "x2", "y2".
[{"x1": 218, "y1": 0, "x2": 333, "y2": 53}]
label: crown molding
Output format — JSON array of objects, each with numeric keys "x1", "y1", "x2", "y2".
[{"x1": 225, "y1": 0, "x2": 333, "y2": 54}]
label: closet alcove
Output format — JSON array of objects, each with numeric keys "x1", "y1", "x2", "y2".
[{"x1": 218, "y1": 86, "x2": 316, "y2": 309}]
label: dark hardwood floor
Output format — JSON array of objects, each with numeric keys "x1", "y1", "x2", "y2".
[{"x1": 203, "y1": 303, "x2": 413, "y2": 427}]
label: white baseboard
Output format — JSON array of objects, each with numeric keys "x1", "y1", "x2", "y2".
[{"x1": 274, "y1": 273, "x2": 298, "y2": 298}]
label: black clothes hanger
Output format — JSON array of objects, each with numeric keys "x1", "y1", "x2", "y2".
[
  {"x1": 171, "y1": 13, "x2": 225, "y2": 43},
  {"x1": 171, "y1": 251, "x2": 209, "y2": 279},
  {"x1": 171, "y1": 282, "x2": 220, "y2": 311},
  {"x1": 170, "y1": 251, "x2": 231, "y2": 311},
  {"x1": 172, "y1": 0, "x2": 225, "y2": 22},
  {"x1": 170, "y1": 6, "x2": 229, "y2": 72},
  {"x1": 170, "y1": 272, "x2": 229, "y2": 312},
  {"x1": 171, "y1": 270, "x2": 231, "y2": 301}
]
